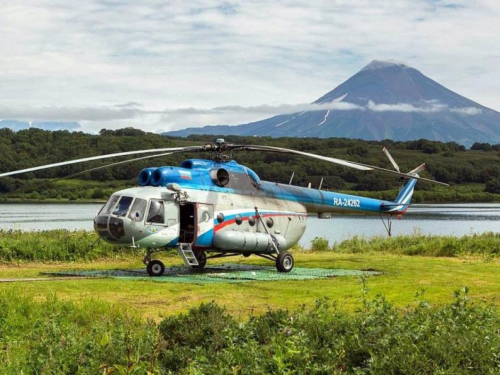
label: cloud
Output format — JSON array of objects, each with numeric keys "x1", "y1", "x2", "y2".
[
  {"x1": 0, "y1": 0, "x2": 498, "y2": 133},
  {"x1": 366, "y1": 100, "x2": 446, "y2": 113},
  {"x1": 450, "y1": 107, "x2": 483, "y2": 115},
  {"x1": 0, "y1": 104, "x2": 143, "y2": 122},
  {"x1": 1, "y1": 99, "x2": 482, "y2": 135}
]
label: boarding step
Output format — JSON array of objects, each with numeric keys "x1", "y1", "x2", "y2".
[{"x1": 177, "y1": 243, "x2": 199, "y2": 266}]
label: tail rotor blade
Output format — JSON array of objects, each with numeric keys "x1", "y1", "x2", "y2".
[
  {"x1": 382, "y1": 147, "x2": 400, "y2": 173},
  {"x1": 409, "y1": 163, "x2": 425, "y2": 175}
]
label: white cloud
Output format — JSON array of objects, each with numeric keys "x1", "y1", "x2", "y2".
[
  {"x1": 450, "y1": 107, "x2": 483, "y2": 115},
  {"x1": 366, "y1": 100, "x2": 446, "y2": 113},
  {"x1": 0, "y1": 99, "x2": 483, "y2": 134},
  {"x1": 0, "y1": 0, "x2": 499, "y2": 132}
]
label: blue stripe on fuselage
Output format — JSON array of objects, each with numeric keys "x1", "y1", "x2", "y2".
[{"x1": 173, "y1": 181, "x2": 397, "y2": 214}]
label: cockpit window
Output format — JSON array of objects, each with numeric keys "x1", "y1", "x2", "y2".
[
  {"x1": 113, "y1": 196, "x2": 133, "y2": 217},
  {"x1": 146, "y1": 199, "x2": 165, "y2": 224},
  {"x1": 101, "y1": 195, "x2": 120, "y2": 214},
  {"x1": 128, "y1": 198, "x2": 147, "y2": 222}
]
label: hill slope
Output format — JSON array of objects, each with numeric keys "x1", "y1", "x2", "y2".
[{"x1": 165, "y1": 61, "x2": 500, "y2": 146}]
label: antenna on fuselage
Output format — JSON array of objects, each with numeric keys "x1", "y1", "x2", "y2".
[
  {"x1": 318, "y1": 178, "x2": 324, "y2": 190},
  {"x1": 289, "y1": 171, "x2": 295, "y2": 185}
]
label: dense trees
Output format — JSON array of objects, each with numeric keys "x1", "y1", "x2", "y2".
[{"x1": 1, "y1": 128, "x2": 500, "y2": 200}]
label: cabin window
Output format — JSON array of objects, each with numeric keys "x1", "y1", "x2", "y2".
[
  {"x1": 146, "y1": 199, "x2": 165, "y2": 224},
  {"x1": 235, "y1": 215, "x2": 243, "y2": 225},
  {"x1": 217, "y1": 213, "x2": 225, "y2": 223},
  {"x1": 248, "y1": 216, "x2": 256, "y2": 226},
  {"x1": 266, "y1": 217, "x2": 274, "y2": 228},
  {"x1": 113, "y1": 196, "x2": 133, "y2": 217},
  {"x1": 102, "y1": 195, "x2": 120, "y2": 214},
  {"x1": 128, "y1": 198, "x2": 147, "y2": 222}
]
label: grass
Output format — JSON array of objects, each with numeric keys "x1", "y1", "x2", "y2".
[
  {"x1": 1, "y1": 230, "x2": 500, "y2": 372},
  {"x1": 0, "y1": 292, "x2": 160, "y2": 374},
  {"x1": 331, "y1": 233, "x2": 500, "y2": 257},
  {"x1": 0, "y1": 230, "x2": 141, "y2": 261},
  {"x1": 1, "y1": 280, "x2": 500, "y2": 373},
  {"x1": 1, "y1": 248, "x2": 500, "y2": 320},
  {"x1": 0, "y1": 230, "x2": 499, "y2": 319}
]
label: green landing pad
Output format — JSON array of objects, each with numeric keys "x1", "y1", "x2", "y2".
[{"x1": 43, "y1": 264, "x2": 382, "y2": 284}]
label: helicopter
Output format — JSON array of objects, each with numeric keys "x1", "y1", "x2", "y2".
[{"x1": 0, "y1": 139, "x2": 448, "y2": 275}]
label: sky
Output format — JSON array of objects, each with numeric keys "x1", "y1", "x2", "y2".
[{"x1": 0, "y1": 0, "x2": 499, "y2": 133}]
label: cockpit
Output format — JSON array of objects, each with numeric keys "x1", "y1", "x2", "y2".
[{"x1": 94, "y1": 194, "x2": 172, "y2": 243}]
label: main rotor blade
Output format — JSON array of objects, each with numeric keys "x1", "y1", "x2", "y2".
[
  {"x1": 0, "y1": 146, "x2": 202, "y2": 178},
  {"x1": 51, "y1": 152, "x2": 174, "y2": 181},
  {"x1": 233, "y1": 145, "x2": 373, "y2": 171},
  {"x1": 231, "y1": 144, "x2": 449, "y2": 186},
  {"x1": 382, "y1": 147, "x2": 400, "y2": 172}
]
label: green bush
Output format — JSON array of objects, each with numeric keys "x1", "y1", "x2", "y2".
[
  {"x1": 156, "y1": 289, "x2": 500, "y2": 374},
  {"x1": 310, "y1": 237, "x2": 330, "y2": 251},
  {"x1": 332, "y1": 232, "x2": 500, "y2": 257},
  {"x1": 0, "y1": 291, "x2": 159, "y2": 374},
  {"x1": 2, "y1": 289, "x2": 500, "y2": 373}
]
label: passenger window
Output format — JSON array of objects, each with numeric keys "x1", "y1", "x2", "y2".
[
  {"x1": 147, "y1": 200, "x2": 165, "y2": 224},
  {"x1": 128, "y1": 198, "x2": 147, "y2": 222},
  {"x1": 113, "y1": 196, "x2": 133, "y2": 217}
]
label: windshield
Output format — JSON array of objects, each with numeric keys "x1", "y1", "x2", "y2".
[
  {"x1": 101, "y1": 195, "x2": 120, "y2": 214},
  {"x1": 128, "y1": 198, "x2": 147, "y2": 222},
  {"x1": 113, "y1": 196, "x2": 133, "y2": 217}
]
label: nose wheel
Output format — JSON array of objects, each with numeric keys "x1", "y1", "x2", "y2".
[
  {"x1": 276, "y1": 251, "x2": 294, "y2": 273},
  {"x1": 147, "y1": 259, "x2": 165, "y2": 276}
]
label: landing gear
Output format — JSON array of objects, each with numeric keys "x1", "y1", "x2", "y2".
[
  {"x1": 276, "y1": 251, "x2": 294, "y2": 273},
  {"x1": 191, "y1": 250, "x2": 207, "y2": 269},
  {"x1": 147, "y1": 259, "x2": 165, "y2": 276}
]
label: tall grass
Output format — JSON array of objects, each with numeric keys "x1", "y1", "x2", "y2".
[
  {"x1": 2, "y1": 230, "x2": 500, "y2": 262},
  {"x1": 1, "y1": 288, "x2": 499, "y2": 373},
  {"x1": 310, "y1": 232, "x2": 500, "y2": 257},
  {"x1": 158, "y1": 288, "x2": 500, "y2": 374},
  {"x1": 0, "y1": 291, "x2": 159, "y2": 374},
  {"x1": 0, "y1": 230, "x2": 141, "y2": 262}
]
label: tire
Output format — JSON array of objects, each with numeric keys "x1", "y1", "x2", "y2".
[
  {"x1": 192, "y1": 250, "x2": 207, "y2": 269},
  {"x1": 276, "y1": 251, "x2": 294, "y2": 273},
  {"x1": 147, "y1": 259, "x2": 165, "y2": 276}
]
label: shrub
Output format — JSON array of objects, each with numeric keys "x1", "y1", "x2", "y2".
[
  {"x1": 0, "y1": 292, "x2": 159, "y2": 374},
  {"x1": 156, "y1": 289, "x2": 500, "y2": 374},
  {"x1": 311, "y1": 237, "x2": 330, "y2": 251}
]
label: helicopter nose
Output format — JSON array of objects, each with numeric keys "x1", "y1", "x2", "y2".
[{"x1": 94, "y1": 215, "x2": 125, "y2": 242}]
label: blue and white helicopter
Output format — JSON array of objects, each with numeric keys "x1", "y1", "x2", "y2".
[{"x1": 0, "y1": 140, "x2": 447, "y2": 275}]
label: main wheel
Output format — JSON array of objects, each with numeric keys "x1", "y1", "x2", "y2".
[
  {"x1": 276, "y1": 251, "x2": 294, "y2": 273},
  {"x1": 192, "y1": 250, "x2": 207, "y2": 269},
  {"x1": 147, "y1": 259, "x2": 165, "y2": 276}
]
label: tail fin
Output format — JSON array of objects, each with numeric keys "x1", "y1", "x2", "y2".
[{"x1": 387, "y1": 164, "x2": 423, "y2": 214}]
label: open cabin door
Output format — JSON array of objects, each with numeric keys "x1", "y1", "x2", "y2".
[{"x1": 194, "y1": 203, "x2": 214, "y2": 248}]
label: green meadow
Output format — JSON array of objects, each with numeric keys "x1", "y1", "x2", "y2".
[{"x1": 1, "y1": 230, "x2": 500, "y2": 373}]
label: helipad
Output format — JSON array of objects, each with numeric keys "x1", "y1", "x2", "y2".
[{"x1": 44, "y1": 264, "x2": 382, "y2": 283}]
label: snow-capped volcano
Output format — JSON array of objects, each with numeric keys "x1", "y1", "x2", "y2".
[{"x1": 165, "y1": 61, "x2": 500, "y2": 146}]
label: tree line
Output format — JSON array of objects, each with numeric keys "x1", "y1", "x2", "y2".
[{"x1": 1, "y1": 127, "x2": 500, "y2": 199}]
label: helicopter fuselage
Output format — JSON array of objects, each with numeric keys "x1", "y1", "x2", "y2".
[{"x1": 94, "y1": 158, "x2": 416, "y2": 256}]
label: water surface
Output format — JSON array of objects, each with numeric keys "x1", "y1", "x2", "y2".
[{"x1": 1, "y1": 203, "x2": 498, "y2": 247}]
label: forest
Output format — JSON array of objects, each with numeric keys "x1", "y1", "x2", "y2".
[{"x1": 1, "y1": 127, "x2": 500, "y2": 202}]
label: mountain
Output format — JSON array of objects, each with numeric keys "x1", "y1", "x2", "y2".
[
  {"x1": 31, "y1": 121, "x2": 81, "y2": 131},
  {"x1": 0, "y1": 120, "x2": 30, "y2": 131},
  {"x1": 0, "y1": 120, "x2": 82, "y2": 132},
  {"x1": 164, "y1": 60, "x2": 500, "y2": 146}
]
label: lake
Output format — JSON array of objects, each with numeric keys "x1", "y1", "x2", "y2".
[{"x1": 0, "y1": 203, "x2": 499, "y2": 247}]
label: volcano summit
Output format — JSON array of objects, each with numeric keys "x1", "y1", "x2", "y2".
[{"x1": 165, "y1": 61, "x2": 500, "y2": 146}]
